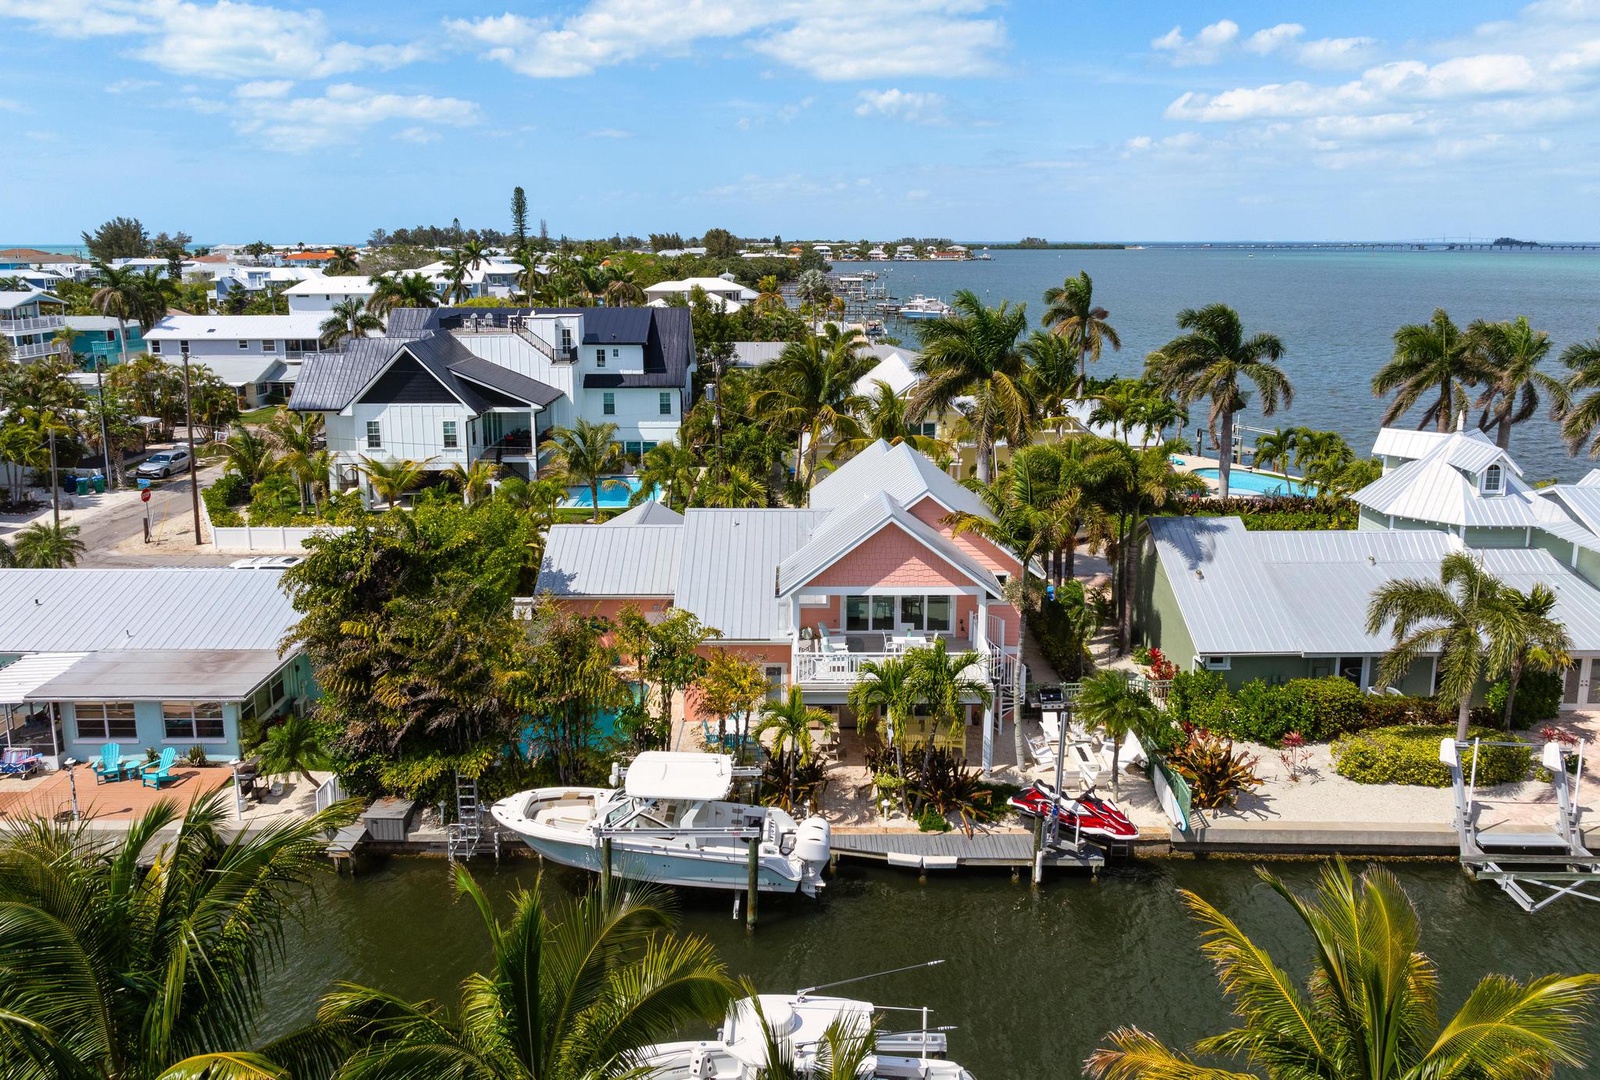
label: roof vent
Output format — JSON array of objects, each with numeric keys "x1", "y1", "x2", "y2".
[
  {"x1": 1194, "y1": 569, "x2": 1204, "y2": 580},
  {"x1": 1368, "y1": 555, "x2": 1376, "y2": 566}
]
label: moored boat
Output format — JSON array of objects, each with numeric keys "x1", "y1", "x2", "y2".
[{"x1": 897, "y1": 295, "x2": 952, "y2": 320}]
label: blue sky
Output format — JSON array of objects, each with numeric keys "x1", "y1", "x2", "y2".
[{"x1": 2, "y1": 0, "x2": 1597, "y2": 243}]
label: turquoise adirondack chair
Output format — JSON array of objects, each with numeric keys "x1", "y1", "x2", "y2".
[
  {"x1": 91, "y1": 743, "x2": 124, "y2": 784},
  {"x1": 141, "y1": 747, "x2": 178, "y2": 789}
]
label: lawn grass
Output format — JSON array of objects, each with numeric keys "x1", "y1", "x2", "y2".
[{"x1": 237, "y1": 405, "x2": 284, "y2": 425}]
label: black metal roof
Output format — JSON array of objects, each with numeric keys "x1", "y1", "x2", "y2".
[{"x1": 290, "y1": 331, "x2": 562, "y2": 413}]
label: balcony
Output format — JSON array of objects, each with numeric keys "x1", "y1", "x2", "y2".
[
  {"x1": 0, "y1": 314, "x2": 66, "y2": 334},
  {"x1": 11, "y1": 340, "x2": 58, "y2": 361},
  {"x1": 792, "y1": 633, "x2": 990, "y2": 688}
]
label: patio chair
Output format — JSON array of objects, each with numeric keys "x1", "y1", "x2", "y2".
[
  {"x1": 141, "y1": 747, "x2": 178, "y2": 789},
  {"x1": 1026, "y1": 732, "x2": 1056, "y2": 769},
  {"x1": 91, "y1": 743, "x2": 125, "y2": 784},
  {"x1": 0, "y1": 748, "x2": 41, "y2": 778}
]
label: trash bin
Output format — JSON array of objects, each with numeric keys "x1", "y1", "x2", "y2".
[
  {"x1": 75, "y1": 477, "x2": 90, "y2": 496},
  {"x1": 91, "y1": 475, "x2": 106, "y2": 494}
]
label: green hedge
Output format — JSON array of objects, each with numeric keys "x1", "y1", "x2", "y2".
[
  {"x1": 1483, "y1": 671, "x2": 1563, "y2": 727},
  {"x1": 1167, "y1": 672, "x2": 1451, "y2": 746},
  {"x1": 1332, "y1": 725, "x2": 1533, "y2": 787}
]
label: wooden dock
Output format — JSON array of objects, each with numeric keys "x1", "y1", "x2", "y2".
[{"x1": 830, "y1": 829, "x2": 1104, "y2": 876}]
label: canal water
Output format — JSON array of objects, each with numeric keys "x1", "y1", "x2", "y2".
[{"x1": 260, "y1": 856, "x2": 1600, "y2": 1077}]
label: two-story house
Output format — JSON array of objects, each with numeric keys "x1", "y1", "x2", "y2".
[
  {"x1": 284, "y1": 275, "x2": 378, "y2": 314},
  {"x1": 65, "y1": 316, "x2": 147, "y2": 367},
  {"x1": 144, "y1": 314, "x2": 328, "y2": 405},
  {"x1": 531, "y1": 441, "x2": 1026, "y2": 771},
  {"x1": 288, "y1": 305, "x2": 695, "y2": 496},
  {"x1": 0, "y1": 290, "x2": 67, "y2": 363}
]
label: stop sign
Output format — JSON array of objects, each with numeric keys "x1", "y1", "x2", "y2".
[{"x1": 140, "y1": 489, "x2": 151, "y2": 503}]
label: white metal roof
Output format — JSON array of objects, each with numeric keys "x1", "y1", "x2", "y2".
[
  {"x1": 536, "y1": 524, "x2": 682, "y2": 596},
  {"x1": 1371, "y1": 427, "x2": 1452, "y2": 461},
  {"x1": 174, "y1": 354, "x2": 287, "y2": 387},
  {"x1": 675, "y1": 509, "x2": 831, "y2": 640},
  {"x1": 1353, "y1": 432, "x2": 1555, "y2": 529},
  {"x1": 0, "y1": 653, "x2": 88, "y2": 705},
  {"x1": 624, "y1": 751, "x2": 735, "y2": 800},
  {"x1": 0, "y1": 569, "x2": 300, "y2": 653},
  {"x1": 1537, "y1": 485, "x2": 1600, "y2": 537},
  {"x1": 606, "y1": 501, "x2": 683, "y2": 526},
  {"x1": 811, "y1": 440, "x2": 989, "y2": 520},
  {"x1": 0, "y1": 290, "x2": 62, "y2": 311},
  {"x1": 284, "y1": 276, "x2": 375, "y2": 296},
  {"x1": 144, "y1": 314, "x2": 326, "y2": 340},
  {"x1": 854, "y1": 351, "x2": 919, "y2": 397},
  {"x1": 644, "y1": 277, "x2": 759, "y2": 300}
]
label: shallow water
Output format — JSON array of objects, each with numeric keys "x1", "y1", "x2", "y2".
[{"x1": 260, "y1": 855, "x2": 1600, "y2": 1078}]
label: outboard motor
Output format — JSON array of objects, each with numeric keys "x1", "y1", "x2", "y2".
[{"x1": 792, "y1": 816, "x2": 831, "y2": 895}]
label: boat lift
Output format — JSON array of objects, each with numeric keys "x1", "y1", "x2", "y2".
[{"x1": 1441, "y1": 736, "x2": 1600, "y2": 912}]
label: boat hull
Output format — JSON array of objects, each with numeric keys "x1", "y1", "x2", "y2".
[{"x1": 515, "y1": 831, "x2": 810, "y2": 894}]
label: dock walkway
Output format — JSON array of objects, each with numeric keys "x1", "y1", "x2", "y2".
[{"x1": 830, "y1": 829, "x2": 1104, "y2": 874}]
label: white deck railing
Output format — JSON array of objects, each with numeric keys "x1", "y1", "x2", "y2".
[
  {"x1": 0, "y1": 315, "x2": 66, "y2": 334},
  {"x1": 792, "y1": 646, "x2": 989, "y2": 686}
]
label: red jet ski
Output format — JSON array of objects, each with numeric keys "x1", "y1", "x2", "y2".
[{"x1": 1008, "y1": 781, "x2": 1138, "y2": 842}]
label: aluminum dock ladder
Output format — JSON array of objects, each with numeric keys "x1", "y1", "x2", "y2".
[{"x1": 446, "y1": 772, "x2": 499, "y2": 861}]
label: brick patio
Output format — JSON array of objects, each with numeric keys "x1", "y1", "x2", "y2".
[{"x1": 0, "y1": 765, "x2": 234, "y2": 822}]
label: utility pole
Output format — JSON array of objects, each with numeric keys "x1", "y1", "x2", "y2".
[
  {"x1": 181, "y1": 353, "x2": 201, "y2": 545},
  {"x1": 94, "y1": 351, "x2": 113, "y2": 490},
  {"x1": 47, "y1": 425, "x2": 59, "y2": 529}
]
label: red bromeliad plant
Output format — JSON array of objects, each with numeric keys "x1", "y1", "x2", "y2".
[{"x1": 1144, "y1": 647, "x2": 1178, "y2": 681}]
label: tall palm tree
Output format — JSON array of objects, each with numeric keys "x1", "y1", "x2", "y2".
[
  {"x1": 545, "y1": 418, "x2": 623, "y2": 522},
  {"x1": 221, "y1": 425, "x2": 281, "y2": 488},
  {"x1": 1073, "y1": 671, "x2": 1155, "y2": 795},
  {"x1": 754, "y1": 274, "x2": 786, "y2": 315},
  {"x1": 323, "y1": 866, "x2": 734, "y2": 1080},
  {"x1": 1372, "y1": 308, "x2": 1483, "y2": 434},
  {"x1": 319, "y1": 298, "x2": 383, "y2": 349},
  {"x1": 458, "y1": 239, "x2": 490, "y2": 273},
  {"x1": 439, "y1": 249, "x2": 473, "y2": 305},
  {"x1": 1145, "y1": 303, "x2": 1292, "y2": 499},
  {"x1": 1367, "y1": 551, "x2": 1522, "y2": 742},
  {"x1": 1469, "y1": 315, "x2": 1566, "y2": 450},
  {"x1": 602, "y1": 267, "x2": 646, "y2": 307},
  {"x1": 89, "y1": 260, "x2": 155, "y2": 488},
  {"x1": 757, "y1": 686, "x2": 834, "y2": 793},
  {"x1": 1484, "y1": 581, "x2": 1572, "y2": 729},
  {"x1": 1021, "y1": 329, "x2": 1081, "y2": 437},
  {"x1": 324, "y1": 245, "x2": 360, "y2": 275},
  {"x1": 1557, "y1": 326, "x2": 1600, "y2": 457},
  {"x1": 847, "y1": 655, "x2": 919, "y2": 810},
  {"x1": 633, "y1": 440, "x2": 702, "y2": 510},
  {"x1": 366, "y1": 271, "x2": 440, "y2": 317},
  {"x1": 446, "y1": 459, "x2": 498, "y2": 505},
  {"x1": 1086, "y1": 860, "x2": 1600, "y2": 1080},
  {"x1": 357, "y1": 455, "x2": 435, "y2": 509},
  {"x1": 1249, "y1": 426, "x2": 1298, "y2": 473},
  {"x1": 1042, "y1": 270, "x2": 1120, "y2": 390},
  {"x1": 759, "y1": 325, "x2": 875, "y2": 501},
  {"x1": 10, "y1": 522, "x2": 84, "y2": 568},
  {"x1": 909, "y1": 289, "x2": 1031, "y2": 483},
  {"x1": 795, "y1": 269, "x2": 832, "y2": 333},
  {"x1": 0, "y1": 793, "x2": 356, "y2": 1080}
]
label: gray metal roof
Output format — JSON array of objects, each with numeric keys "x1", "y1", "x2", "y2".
[
  {"x1": 776, "y1": 490, "x2": 1002, "y2": 598},
  {"x1": 289, "y1": 336, "x2": 404, "y2": 411},
  {"x1": 1148, "y1": 517, "x2": 1600, "y2": 656},
  {"x1": 0, "y1": 569, "x2": 300, "y2": 653},
  {"x1": 675, "y1": 509, "x2": 831, "y2": 641},
  {"x1": 383, "y1": 308, "x2": 436, "y2": 339},
  {"x1": 291, "y1": 332, "x2": 562, "y2": 413},
  {"x1": 730, "y1": 341, "x2": 786, "y2": 367},
  {"x1": 26, "y1": 649, "x2": 290, "y2": 702},
  {"x1": 1354, "y1": 432, "x2": 1557, "y2": 529},
  {"x1": 811, "y1": 440, "x2": 989, "y2": 521},
  {"x1": 536, "y1": 525, "x2": 682, "y2": 596},
  {"x1": 607, "y1": 501, "x2": 684, "y2": 526},
  {"x1": 447, "y1": 354, "x2": 562, "y2": 407}
]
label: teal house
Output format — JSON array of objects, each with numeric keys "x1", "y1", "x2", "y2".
[
  {"x1": 0, "y1": 569, "x2": 315, "y2": 767},
  {"x1": 65, "y1": 315, "x2": 148, "y2": 368},
  {"x1": 1136, "y1": 428, "x2": 1600, "y2": 707}
]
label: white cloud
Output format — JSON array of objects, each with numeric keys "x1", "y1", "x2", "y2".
[
  {"x1": 853, "y1": 88, "x2": 945, "y2": 124},
  {"x1": 733, "y1": 95, "x2": 814, "y2": 130},
  {"x1": 104, "y1": 77, "x2": 158, "y2": 93},
  {"x1": 0, "y1": 0, "x2": 422, "y2": 79},
  {"x1": 1297, "y1": 36, "x2": 1379, "y2": 69},
  {"x1": 1151, "y1": 20, "x2": 1240, "y2": 66},
  {"x1": 1244, "y1": 23, "x2": 1303, "y2": 55},
  {"x1": 1154, "y1": 18, "x2": 1379, "y2": 70},
  {"x1": 586, "y1": 127, "x2": 634, "y2": 138},
  {"x1": 235, "y1": 79, "x2": 292, "y2": 98},
  {"x1": 446, "y1": 0, "x2": 1004, "y2": 81},
  {"x1": 230, "y1": 82, "x2": 479, "y2": 152},
  {"x1": 395, "y1": 126, "x2": 440, "y2": 144}
]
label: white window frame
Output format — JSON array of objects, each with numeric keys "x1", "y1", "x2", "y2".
[
  {"x1": 1482, "y1": 463, "x2": 1502, "y2": 494},
  {"x1": 1201, "y1": 655, "x2": 1232, "y2": 671},
  {"x1": 150, "y1": 340, "x2": 162, "y2": 354},
  {"x1": 763, "y1": 664, "x2": 787, "y2": 701},
  {"x1": 602, "y1": 392, "x2": 616, "y2": 416},
  {"x1": 595, "y1": 349, "x2": 606, "y2": 367},
  {"x1": 237, "y1": 338, "x2": 250, "y2": 350},
  {"x1": 161, "y1": 701, "x2": 226, "y2": 743},
  {"x1": 262, "y1": 339, "x2": 276, "y2": 352},
  {"x1": 366, "y1": 421, "x2": 382, "y2": 449},
  {"x1": 442, "y1": 420, "x2": 458, "y2": 449},
  {"x1": 74, "y1": 702, "x2": 138, "y2": 741}
]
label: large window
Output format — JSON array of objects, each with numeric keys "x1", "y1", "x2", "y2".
[
  {"x1": 595, "y1": 349, "x2": 606, "y2": 367},
  {"x1": 845, "y1": 594, "x2": 954, "y2": 633},
  {"x1": 75, "y1": 702, "x2": 137, "y2": 740},
  {"x1": 366, "y1": 421, "x2": 382, "y2": 449},
  {"x1": 162, "y1": 701, "x2": 225, "y2": 741},
  {"x1": 845, "y1": 595, "x2": 896, "y2": 632},
  {"x1": 240, "y1": 671, "x2": 289, "y2": 725}
]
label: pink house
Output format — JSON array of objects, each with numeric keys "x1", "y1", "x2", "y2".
[{"x1": 529, "y1": 441, "x2": 1026, "y2": 769}]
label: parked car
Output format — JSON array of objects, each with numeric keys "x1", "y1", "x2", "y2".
[
  {"x1": 228, "y1": 556, "x2": 304, "y2": 570},
  {"x1": 137, "y1": 448, "x2": 191, "y2": 479}
]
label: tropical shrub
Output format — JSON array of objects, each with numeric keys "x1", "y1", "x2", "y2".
[
  {"x1": 1332, "y1": 725, "x2": 1533, "y2": 786},
  {"x1": 1286, "y1": 676, "x2": 1366, "y2": 740},
  {"x1": 1178, "y1": 494, "x2": 1359, "y2": 530},
  {"x1": 185, "y1": 744, "x2": 209, "y2": 766},
  {"x1": 1484, "y1": 670, "x2": 1564, "y2": 727},
  {"x1": 905, "y1": 745, "x2": 991, "y2": 834},
  {"x1": 916, "y1": 805, "x2": 952, "y2": 833},
  {"x1": 1358, "y1": 693, "x2": 1452, "y2": 729},
  {"x1": 1166, "y1": 729, "x2": 1263, "y2": 809},
  {"x1": 1034, "y1": 582, "x2": 1100, "y2": 681},
  {"x1": 1228, "y1": 680, "x2": 1302, "y2": 745},
  {"x1": 1167, "y1": 669, "x2": 1229, "y2": 728}
]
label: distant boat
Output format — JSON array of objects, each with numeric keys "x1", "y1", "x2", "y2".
[
  {"x1": 974, "y1": 249, "x2": 993, "y2": 260},
  {"x1": 898, "y1": 295, "x2": 953, "y2": 320}
]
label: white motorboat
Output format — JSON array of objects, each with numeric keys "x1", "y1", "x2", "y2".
[
  {"x1": 897, "y1": 295, "x2": 952, "y2": 320},
  {"x1": 640, "y1": 990, "x2": 974, "y2": 1080},
  {"x1": 490, "y1": 752, "x2": 832, "y2": 896}
]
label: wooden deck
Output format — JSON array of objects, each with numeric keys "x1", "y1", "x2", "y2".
[
  {"x1": 0, "y1": 766, "x2": 234, "y2": 822},
  {"x1": 830, "y1": 828, "x2": 1105, "y2": 873}
]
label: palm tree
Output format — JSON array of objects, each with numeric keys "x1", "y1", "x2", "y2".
[
  {"x1": 89, "y1": 259, "x2": 155, "y2": 488},
  {"x1": 366, "y1": 271, "x2": 440, "y2": 317},
  {"x1": 10, "y1": 522, "x2": 85, "y2": 568},
  {"x1": 1073, "y1": 671, "x2": 1154, "y2": 795},
  {"x1": 633, "y1": 440, "x2": 702, "y2": 510},
  {"x1": 1367, "y1": 551, "x2": 1519, "y2": 742},
  {"x1": 759, "y1": 325, "x2": 875, "y2": 501},
  {"x1": 545, "y1": 418, "x2": 623, "y2": 522},
  {"x1": 446, "y1": 459, "x2": 498, "y2": 505},
  {"x1": 357, "y1": 455, "x2": 435, "y2": 509},
  {"x1": 834, "y1": 378, "x2": 950, "y2": 459},
  {"x1": 1485, "y1": 581, "x2": 1572, "y2": 729},
  {"x1": 221, "y1": 425, "x2": 280, "y2": 488},
  {"x1": 458, "y1": 239, "x2": 489, "y2": 273},
  {"x1": 1372, "y1": 308, "x2": 1483, "y2": 433},
  {"x1": 795, "y1": 268, "x2": 831, "y2": 333},
  {"x1": 269, "y1": 407, "x2": 326, "y2": 512},
  {"x1": 602, "y1": 267, "x2": 646, "y2": 307},
  {"x1": 319, "y1": 297, "x2": 382, "y2": 349},
  {"x1": 757, "y1": 686, "x2": 834, "y2": 793},
  {"x1": 1042, "y1": 270, "x2": 1120, "y2": 390},
  {"x1": 847, "y1": 655, "x2": 919, "y2": 811},
  {"x1": 1021, "y1": 330, "x2": 1081, "y2": 437},
  {"x1": 1469, "y1": 315, "x2": 1566, "y2": 450},
  {"x1": 439, "y1": 249, "x2": 473, "y2": 304},
  {"x1": 1249, "y1": 426, "x2": 1298, "y2": 473},
  {"x1": 1145, "y1": 304, "x2": 1292, "y2": 499},
  {"x1": 256, "y1": 711, "x2": 332, "y2": 787},
  {"x1": 0, "y1": 793, "x2": 356, "y2": 1080},
  {"x1": 909, "y1": 289, "x2": 1031, "y2": 483},
  {"x1": 324, "y1": 245, "x2": 360, "y2": 275},
  {"x1": 323, "y1": 865, "x2": 734, "y2": 1080},
  {"x1": 751, "y1": 993, "x2": 877, "y2": 1080},
  {"x1": 1558, "y1": 326, "x2": 1600, "y2": 457},
  {"x1": 902, "y1": 637, "x2": 991, "y2": 781},
  {"x1": 1086, "y1": 860, "x2": 1600, "y2": 1080},
  {"x1": 754, "y1": 274, "x2": 786, "y2": 315}
]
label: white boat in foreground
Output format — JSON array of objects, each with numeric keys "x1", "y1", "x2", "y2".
[
  {"x1": 641, "y1": 991, "x2": 975, "y2": 1080},
  {"x1": 490, "y1": 752, "x2": 832, "y2": 896}
]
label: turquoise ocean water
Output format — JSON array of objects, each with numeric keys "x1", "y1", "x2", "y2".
[{"x1": 873, "y1": 247, "x2": 1600, "y2": 483}]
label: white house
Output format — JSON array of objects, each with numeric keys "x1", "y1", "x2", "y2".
[
  {"x1": 417, "y1": 258, "x2": 525, "y2": 299},
  {"x1": 644, "y1": 276, "x2": 758, "y2": 312},
  {"x1": 289, "y1": 305, "x2": 695, "y2": 498},
  {"x1": 285, "y1": 275, "x2": 377, "y2": 314},
  {"x1": 144, "y1": 313, "x2": 328, "y2": 405}
]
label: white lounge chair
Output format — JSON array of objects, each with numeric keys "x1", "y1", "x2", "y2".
[
  {"x1": 1027, "y1": 732, "x2": 1056, "y2": 769},
  {"x1": 1099, "y1": 731, "x2": 1146, "y2": 773}
]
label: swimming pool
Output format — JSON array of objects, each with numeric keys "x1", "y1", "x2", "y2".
[
  {"x1": 1191, "y1": 467, "x2": 1316, "y2": 496},
  {"x1": 562, "y1": 477, "x2": 650, "y2": 508}
]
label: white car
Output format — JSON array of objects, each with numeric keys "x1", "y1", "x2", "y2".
[
  {"x1": 137, "y1": 449, "x2": 191, "y2": 479},
  {"x1": 228, "y1": 556, "x2": 305, "y2": 570}
]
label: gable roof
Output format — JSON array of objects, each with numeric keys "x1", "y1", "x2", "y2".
[
  {"x1": 1353, "y1": 430, "x2": 1554, "y2": 529},
  {"x1": 776, "y1": 490, "x2": 1003, "y2": 598},
  {"x1": 1371, "y1": 427, "x2": 1452, "y2": 462},
  {"x1": 290, "y1": 331, "x2": 561, "y2": 413},
  {"x1": 607, "y1": 500, "x2": 684, "y2": 525},
  {"x1": 811, "y1": 440, "x2": 988, "y2": 520},
  {"x1": 676, "y1": 509, "x2": 832, "y2": 640},
  {"x1": 0, "y1": 290, "x2": 64, "y2": 312}
]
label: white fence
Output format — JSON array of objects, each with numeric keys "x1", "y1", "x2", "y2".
[{"x1": 201, "y1": 496, "x2": 348, "y2": 554}]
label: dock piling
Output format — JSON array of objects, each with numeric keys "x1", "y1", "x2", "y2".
[{"x1": 746, "y1": 838, "x2": 760, "y2": 930}]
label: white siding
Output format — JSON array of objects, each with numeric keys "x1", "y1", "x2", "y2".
[
  {"x1": 346, "y1": 403, "x2": 474, "y2": 465},
  {"x1": 580, "y1": 387, "x2": 680, "y2": 443}
]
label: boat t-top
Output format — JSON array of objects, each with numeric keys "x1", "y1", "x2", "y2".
[
  {"x1": 490, "y1": 751, "x2": 832, "y2": 896},
  {"x1": 640, "y1": 987, "x2": 974, "y2": 1080},
  {"x1": 897, "y1": 295, "x2": 953, "y2": 321}
]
